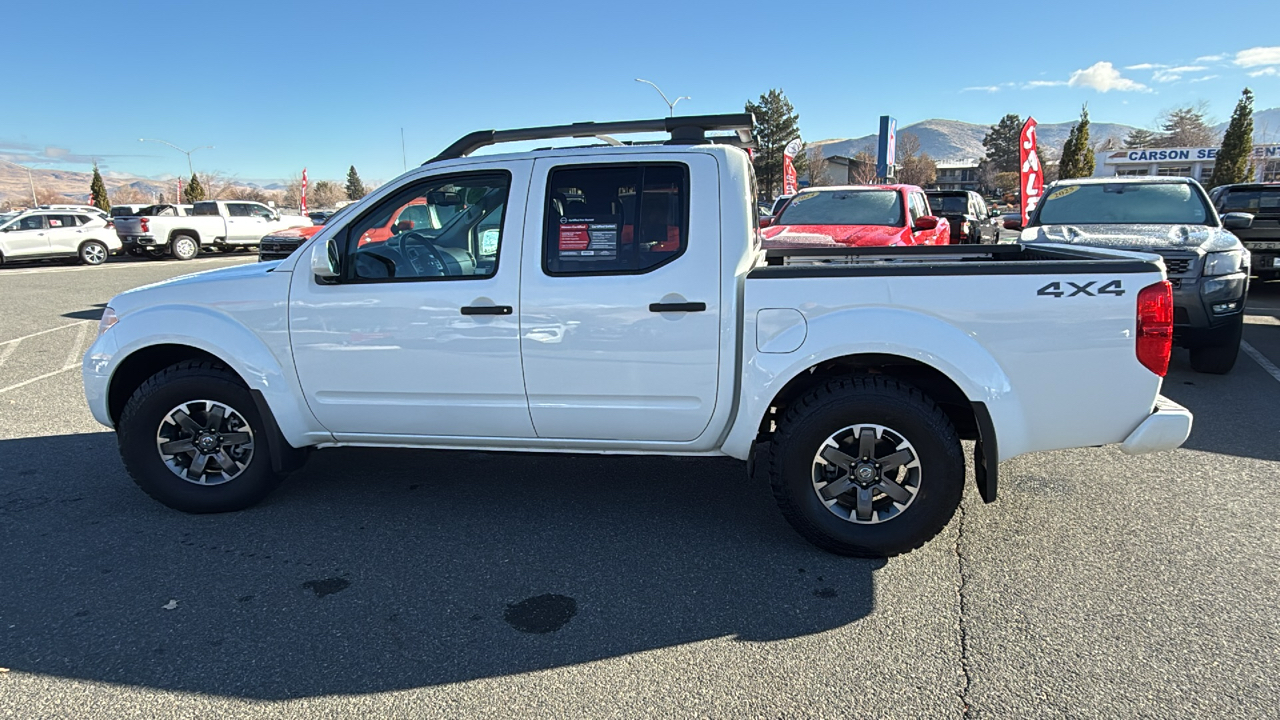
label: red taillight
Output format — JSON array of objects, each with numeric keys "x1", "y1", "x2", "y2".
[
  {"x1": 106, "y1": 220, "x2": 114, "y2": 229},
  {"x1": 139, "y1": 217, "x2": 149, "y2": 233},
  {"x1": 1136, "y1": 280, "x2": 1173, "y2": 376}
]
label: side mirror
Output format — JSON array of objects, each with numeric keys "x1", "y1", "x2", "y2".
[
  {"x1": 759, "y1": 216, "x2": 774, "y2": 228},
  {"x1": 311, "y1": 238, "x2": 340, "y2": 279},
  {"x1": 1002, "y1": 214, "x2": 1023, "y2": 231},
  {"x1": 1222, "y1": 212, "x2": 1254, "y2": 230},
  {"x1": 913, "y1": 215, "x2": 939, "y2": 231}
]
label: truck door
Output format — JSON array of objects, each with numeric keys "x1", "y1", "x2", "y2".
[
  {"x1": 225, "y1": 202, "x2": 263, "y2": 242},
  {"x1": 289, "y1": 160, "x2": 535, "y2": 439},
  {"x1": 519, "y1": 155, "x2": 722, "y2": 442}
]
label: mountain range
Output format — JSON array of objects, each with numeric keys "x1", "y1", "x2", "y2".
[
  {"x1": 4, "y1": 109, "x2": 1279, "y2": 204},
  {"x1": 808, "y1": 107, "x2": 1280, "y2": 164}
]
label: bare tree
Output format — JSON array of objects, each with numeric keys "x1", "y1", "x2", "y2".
[
  {"x1": 309, "y1": 180, "x2": 344, "y2": 209},
  {"x1": 194, "y1": 171, "x2": 235, "y2": 200},
  {"x1": 223, "y1": 186, "x2": 279, "y2": 204},
  {"x1": 896, "y1": 132, "x2": 937, "y2": 187},
  {"x1": 35, "y1": 188, "x2": 75, "y2": 205},
  {"x1": 1152, "y1": 102, "x2": 1218, "y2": 148},
  {"x1": 849, "y1": 148, "x2": 879, "y2": 185},
  {"x1": 806, "y1": 146, "x2": 831, "y2": 187},
  {"x1": 109, "y1": 185, "x2": 149, "y2": 204}
]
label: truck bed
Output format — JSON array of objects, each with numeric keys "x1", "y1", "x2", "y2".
[{"x1": 752, "y1": 242, "x2": 1161, "y2": 277}]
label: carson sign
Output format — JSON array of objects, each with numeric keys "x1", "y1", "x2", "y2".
[{"x1": 1106, "y1": 145, "x2": 1280, "y2": 164}]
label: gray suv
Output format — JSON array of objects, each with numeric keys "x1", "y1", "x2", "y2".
[{"x1": 1007, "y1": 176, "x2": 1252, "y2": 374}]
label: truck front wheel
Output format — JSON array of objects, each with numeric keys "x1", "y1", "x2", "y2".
[
  {"x1": 171, "y1": 234, "x2": 200, "y2": 261},
  {"x1": 1188, "y1": 316, "x2": 1243, "y2": 374},
  {"x1": 764, "y1": 375, "x2": 964, "y2": 557},
  {"x1": 117, "y1": 360, "x2": 285, "y2": 513}
]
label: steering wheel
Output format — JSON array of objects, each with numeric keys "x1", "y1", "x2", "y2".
[{"x1": 392, "y1": 229, "x2": 449, "y2": 277}]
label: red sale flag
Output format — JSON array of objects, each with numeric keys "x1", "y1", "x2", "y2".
[
  {"x1": 782, "y1": 138, "x2": 802, "y2": 195},
  {"x1": 300, "y1": 168, "x2": 309, "y2": 214},
  {"x1": 1019, "y1": 118, "x2": 1042, "y2": 228}
]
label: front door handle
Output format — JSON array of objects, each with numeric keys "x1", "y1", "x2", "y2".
[
  {"x1": 649, "y1": 302, "x2": 706, "y2": 313},
  {"x1": 460, "y1": 305, "x2": 513, "y2": 316}
]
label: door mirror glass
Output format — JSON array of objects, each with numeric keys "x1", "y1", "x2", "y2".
[
  {"x1": 1222, "y1": 212, "x2": 1254, "y2": 230},
  {"x1": 759, "y1": 215, "x2": 774, "y2": 228},
  {"x1": 1002, "y1": 214, "x2": 1023, "y2": 231},
  {"x1": 914, "y1": 215, "x2": 939, "y2": 231},
  {"x1": 311, "y1": 238, "x2": 340, "y2": 278}
]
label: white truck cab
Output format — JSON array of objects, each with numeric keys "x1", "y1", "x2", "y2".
[
  {"x1": 113, "y1": 200, "x2": 310, "y2": 260},
  {"x1": 83, "y1": 114, "x2": 1192, "y2": 557}
]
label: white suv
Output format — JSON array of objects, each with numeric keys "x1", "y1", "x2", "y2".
[{"x1": 0, "y1": 209, "x2": 122, "y2": 266}]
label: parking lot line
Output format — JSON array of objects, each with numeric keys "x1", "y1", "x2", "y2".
[
  {"x1": 0, "y1": 256, "x2": 252, "y2": 277},
  {"x1": 0, "y1": 320, "x2": 92, "y2": 347},
  {"x1": 1241, "y1": 341, "x2": 1280, "y2": 386}
]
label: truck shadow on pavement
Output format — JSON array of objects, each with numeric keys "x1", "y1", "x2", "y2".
[{"x1": 0, "y1": 433, "x2": 882, "y2": 700}]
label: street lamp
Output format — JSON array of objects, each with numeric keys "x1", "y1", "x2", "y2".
[
  {"x1": 0, "y1": 157, "x2": 39, "y2": 207},
  {"x1": 138, "y1": 138, "x2": 214, "y2": 176},
  {"x1": 635, "y1": 79, "x2": 690, "y2": 117}
]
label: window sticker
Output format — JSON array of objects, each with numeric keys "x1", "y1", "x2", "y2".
[
  {"x1": 48, "y1": 218, "x2": 63, "y2": 227},
  {"x1": 1046, "y1": 186, "x2": 1080, "y2": 201},
  {"x1": 558, "y1": 216, "x2": 619, "y2": 260}
]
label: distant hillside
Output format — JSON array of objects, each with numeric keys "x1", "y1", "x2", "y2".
[
  {"x1": 0, "y1": 167, "x2": 280, "y2": 206},
  {"x1": 810, "y1": 108, "x2": 1279, "y2": 164}
]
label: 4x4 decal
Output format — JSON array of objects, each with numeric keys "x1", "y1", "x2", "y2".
[{"x1": 1037, "y1": 280, "x2": 1125, "y2": 298}]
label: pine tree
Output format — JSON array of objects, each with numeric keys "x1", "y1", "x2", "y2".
[
  {"x1": 982, "y1": 114, "x2": 1024, "y2": 173},
  {"x1": 746, "y1": 89, "x2": 804, "y2": 198},
  {"x1": 1058, "y1": 105, "x2": 1095, "y2": 180},
  {"x1": 345, "y1": 165, "x2": 366, "y2": 200},
  {"x1": 1124, "y1": 128, "x2": 1158, "y2": 148},
  {"x1": 1208, "y1": 88, "x2": 1255, "y2": 190},
  {"x1": 157, "y1": 192, "x2": 166, "y2": 204},
  {"x1": 183, "y1": 173, "x2": 205, "y2": 203},
  {"x1": 89, "y1": 163, "x2": 111, "y2": 211}
]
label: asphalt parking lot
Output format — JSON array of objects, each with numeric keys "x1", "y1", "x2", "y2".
[{"x1": 1, "y1": 254, "x2": 1277, "y2": 718}]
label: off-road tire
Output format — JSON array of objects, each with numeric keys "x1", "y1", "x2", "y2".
[
  {"x1": 117, "y1": 360, "x2": 284, "y2": 513},
  {"x1": 762, "y1": 375, "x2": 964, "y2": 557},
  {"x1": 171, "y1": 234, "x2": 200, "y2": 261},
  {"x1": 1189, "y1": 317, "x2": 1243, "y2": 374}
]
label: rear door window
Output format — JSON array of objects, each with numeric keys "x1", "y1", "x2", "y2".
[
  {"x1": 1220, "y1": 188, "x2": 1280, "y2": 214},
  {"x1": 543, "y1": 163, "x2": 688, "y2": 276}
]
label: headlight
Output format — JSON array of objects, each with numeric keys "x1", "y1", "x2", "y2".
[
  {"x1": 1202, "y1": 249, "x2": 1248, "y2": 277},
  {"x1": 97, "y1": 307, "x2": 118, "y2": 336}
]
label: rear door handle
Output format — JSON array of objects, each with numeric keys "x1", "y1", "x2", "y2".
[
  {"x1": 649, "y1": 302, "x2": 706, "y2": 313},
  {"x1": 460, "y1": 305, "x2": 513, "y2": 316}
]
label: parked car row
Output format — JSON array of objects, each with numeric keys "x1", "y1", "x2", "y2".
[
  {"x1": 0, "y1": 207, "x2": 121, "y2": 266},
  {"x1": 758, "y1": 187, "x2": 997, "y2": 249}
]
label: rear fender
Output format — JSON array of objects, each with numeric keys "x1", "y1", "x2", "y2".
[{"x1": 723, "y1": 307, "x2": 1028, "y2": 462}]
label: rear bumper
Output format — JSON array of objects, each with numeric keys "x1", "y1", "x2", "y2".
[{"x1": 1120, "y1": 396, "x2": 1192, "y2": 455}]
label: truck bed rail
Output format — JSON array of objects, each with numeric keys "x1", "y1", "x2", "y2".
[{"x1": 753, "y1": 243, "x2": 1161, "y2": 278}]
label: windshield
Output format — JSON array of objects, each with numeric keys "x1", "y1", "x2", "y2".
[
  {"x1": 777, "y1": 190, "x2": 903, "y2": 226},
  {"x1": 1219, "y1": 187, "x2": 1280, "y2": 215},
  {"x1": 1035, "y1": 182, "x2": 1211, "y2": 226},
  {"x1": 927, "y1": 194, "x2": 968, "y2": 215}
]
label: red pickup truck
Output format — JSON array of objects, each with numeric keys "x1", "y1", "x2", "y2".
[{"x1": 761, "y1": 184, "x2": 950, "y2": 248}]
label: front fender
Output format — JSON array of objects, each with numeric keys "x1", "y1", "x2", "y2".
[
  {"x1": 88, "y1": 304, "x2": 331, "y2": 448},
  {"x1": 722, "y1": 307, "x2": 1028, "y2": 461}
]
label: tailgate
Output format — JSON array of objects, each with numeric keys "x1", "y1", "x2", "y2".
[{"x1": 114, "y1": 217, "x2": 147, "y2": 235}]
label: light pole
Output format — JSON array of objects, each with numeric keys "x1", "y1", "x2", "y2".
[
  {"x1": 138, "y1": 138, "x2": 214, "y2": 177},
  {"x1": 0, "y1": 157, "x2": 39, "y2": 206},
  {"x1": 635, "y1": 79, "x2": 690, "y2": 117}
]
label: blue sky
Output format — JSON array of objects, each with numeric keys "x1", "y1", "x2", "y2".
[{"x1": 2, "y1": 0, "x2": 1279, "y2": 185}]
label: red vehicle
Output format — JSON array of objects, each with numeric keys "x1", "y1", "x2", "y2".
[{"x1": 761, "y1": 185, "x2": 950, "y2": 248}]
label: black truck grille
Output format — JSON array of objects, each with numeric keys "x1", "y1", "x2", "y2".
[
  {"x1": 1162, "y1": 257, "x2": 1192, "y2": 275},
  {"x1": 258, "y1": 241, "x2": 303, "y2": 262}
]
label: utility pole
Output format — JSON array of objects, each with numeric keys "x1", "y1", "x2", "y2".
[
  {"x1": 401, "y1": 128, "x2": 407, "y2": 172},
  {"x1": 635, "y1": 79, "x2": 690, "y2": 117},
  {"x1": 0, "y1": 158, "x2": 39, "y2": 206}
]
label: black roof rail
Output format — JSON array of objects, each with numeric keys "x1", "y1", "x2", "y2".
[{"x1": 426, "y1": 113, "x2": 755, "y2": 164}]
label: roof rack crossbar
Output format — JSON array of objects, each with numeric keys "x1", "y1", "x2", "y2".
[{"x1": 427, "y1": 113, "x2": 755, "y2": 164}]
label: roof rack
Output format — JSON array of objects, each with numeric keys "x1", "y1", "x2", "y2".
[{"x1": 426, "y1": 113, "x2": 755, "y2": 164}]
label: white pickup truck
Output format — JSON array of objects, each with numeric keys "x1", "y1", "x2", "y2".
[
  {"x1": 113, "y1": 200, "x2": 310, "y2": 260},
  {"x1": 82, "y1": 114, "x2": 1192, "y2": 557}
]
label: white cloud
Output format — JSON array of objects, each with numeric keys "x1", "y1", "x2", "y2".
[
  {"x1": 1195, "y1": 54, "x2": 1226, "y2": 63},
  {"x1": 1234, "y1": 46, "x2": 1280, "y2": 67},
  {"x1": 962, "y1": 86, "x2": 1001, "y2": 93},
  {"x1": 1067, "y1": 62, "x2": 1151, "y2": 92},
  {"x1": 1153, "y1": 65, "x2": 1207, "y2": 83},
  {"x1": 1125, "y1": 63, "x2": 1166, "y2": 70},
  {"x1": 1022, "y1": 80, "x2": 1068, "y2": 89},
  {"x1": 1248, "y1": 67, "x2": 1279, "y2": 77},
  {"x1": 1189, "y1": 75, "x2": 1220, "y2": 83}
]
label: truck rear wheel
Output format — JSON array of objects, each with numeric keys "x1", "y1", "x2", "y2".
[
  {"x1": 1189, "y1": 317, "x2": 1243, "y2": 374},
  {"x1": 117, "y1": 360, "x2": 285, "y2": 513},
  {"x1": 763, "y1": 375, "x2": 964, "y2": 557},
  {"x1": 171, "y1": 234, "x2": 200, "y2": 261}
]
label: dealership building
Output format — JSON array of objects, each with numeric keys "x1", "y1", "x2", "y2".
[{"x1": 1092, "y1": 144, "x2": 1280, "y2": 183}]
